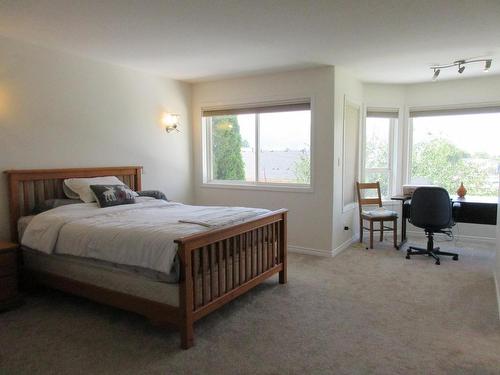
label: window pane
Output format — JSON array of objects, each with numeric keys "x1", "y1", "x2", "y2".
[
  {"x1": 364, "y1": 171, "x2": 390, "y2": 198},
  {"x1": 365, "y1": 117, "x2": 391, "y2": 168},
  {"x1": 210, "y1": 114, "x2": 255, "y2": 182},
  {"x1": 258, "y1": 110, "x2": 311, "y2": 184},
  {"x1": 410, "y1": 113, "x2": 500, "y2": 197}
]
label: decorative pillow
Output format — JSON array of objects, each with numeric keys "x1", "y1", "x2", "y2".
[
  {"x1": 137, "y1": 190, "x2": 168, "y2": 201},
  {"x1": 90, "y1": 185, "x2": 136, "y2": 208},
  {"x1": 32, "y1": 199, "x2": 83, "y2": 215},
  {"x1": 64, "y1": 176, "x2": 138, "y2": 203}
]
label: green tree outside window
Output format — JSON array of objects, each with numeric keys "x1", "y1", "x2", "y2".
[{"x1": 212, "y1": 115, "x2": 245, "y2": 180}]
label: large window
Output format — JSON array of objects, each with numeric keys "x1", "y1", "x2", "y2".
[
  {"x1": 409, "y1": 107, "x2": 500, "y2": 197},
  {"x1": 362, "y1": 110, "x2": 397, "y2": 198},
  {"x1": 203, "y1": 102, "x2": 311, "y2": 187}
]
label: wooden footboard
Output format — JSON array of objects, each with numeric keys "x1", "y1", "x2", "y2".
[{"x1": 175, "y1": 209, "x2": 288, "y2": 349}]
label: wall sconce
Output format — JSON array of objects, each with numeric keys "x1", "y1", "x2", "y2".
[{"x1": 161, "y1": 112, "x2": 180, "y2": 133}]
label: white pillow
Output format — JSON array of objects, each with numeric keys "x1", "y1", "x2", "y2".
[
  {"x1": 62, "y1": 182, "x2": 80, "y2": 200},
  {"x1": 64, "y1": 176, "x2": 137, "y2": 203}
]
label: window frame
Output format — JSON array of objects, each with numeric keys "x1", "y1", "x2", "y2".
[
  {"x1": 407, "y1": 104, "x2": 500, "y2": 194},
  {"x1": 201, "y1": 99, "x2": 314, "y2": 192},
  {"x1": 362, "y1": 109, "x2": 398, "y2": 199}
]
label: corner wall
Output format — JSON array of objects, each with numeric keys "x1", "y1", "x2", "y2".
[
  {"x1": 0, "y1": 36, "x2": 193, "y2": 240},
  {"x1": 364, "y1": 75, "x2": 500, "y2": 242},
  {"x1": 332, "y1": 67, "x2": 363, "y2": 251},
  {"x1": 496, "y1": 190, "x2": 500, "y2": 319},
  {"x1": 192, "y1": 67, "x2": 336, "y2": 255}
]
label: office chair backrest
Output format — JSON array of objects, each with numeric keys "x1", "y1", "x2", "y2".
[
  {"x1": 356, "y1": 182, "x2": 383, "y2": 215},
  {"x1": 410, "y1": 187, "x2": 452, "y2": 230}
]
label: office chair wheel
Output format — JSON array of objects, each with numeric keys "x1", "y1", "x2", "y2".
[
  {"x1": 453, "y1": 255, "x2": 459, "y2": 261},
  {"x1": 435, "y1": 260, "x2": 440, "y2": 265},
  {"x1": 405, "y1": 254, "x2": 410, "y2": 259}
]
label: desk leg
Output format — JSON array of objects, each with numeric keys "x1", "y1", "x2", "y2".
[{"x1": 399, "y1": 201, "x2": 407, "y2": 248}]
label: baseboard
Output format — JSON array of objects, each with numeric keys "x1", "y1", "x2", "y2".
[
  {"x1": 495, "y1": 273, "x2": 500, "y2": 321},
  {"x1": 288, "y1": 233, "x2": 360, "y2": 258},
  {"x1": 406, "y1": 230, "x2": 495, "y2": 245},
  {"x1": 288, "y1": 245, "x2": 332, "y2": 257},
  {"x1": 453, "y1": 234, "x2": 496, "y2": 245},
  {"x1": 332, "y1": 234, "x2": 359, "y2": 257}
]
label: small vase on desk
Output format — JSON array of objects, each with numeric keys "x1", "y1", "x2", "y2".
[{"x1": 456, "y1": 182, "x2": 467, "y2": 198}]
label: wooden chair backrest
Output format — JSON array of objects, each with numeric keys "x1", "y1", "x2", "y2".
[{"x1": 356, "y1": 182, "x2": 383, "y2": 215}]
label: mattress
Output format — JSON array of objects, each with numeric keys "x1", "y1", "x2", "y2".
[
  {"x1": 18, "y1": 215, "x2": 34, "y2": 241},
  {"x1": 19, "y1": 215, "x2": 179, "y2": 283},
  {"x1": 22, "y1": 245, "x2": 252, "y2": 308},
  {"x1": 22, "y1": 247, "x2": 180, "y2": 306},
  {"x1": 21, "y1": 198, "x2": 269, "y2": 280}
]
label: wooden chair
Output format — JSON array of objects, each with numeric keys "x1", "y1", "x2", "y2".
[{"x1": 356, "y1": 182, "x2": 398, "y2": 250}]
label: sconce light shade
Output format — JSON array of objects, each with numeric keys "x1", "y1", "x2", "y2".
[{"x1": 161, "y1": 112, "x2": 180, "y2": 133}]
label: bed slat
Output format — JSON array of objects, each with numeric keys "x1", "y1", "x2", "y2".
[
  {"x1": 201, "y1": 246, "x2": 208, "y2": 305},
  {"x1": 232, "y1": 236, "x2": 237, "y2": 288},
  {"x1": 23, "y1": 181, "x2": 31, "y2": 215},
  {"x1": 239, "y1": 234, "x2": 244, "y2": 286},
  {"x1": 246, "y1": 232, "x2": 251, "y2": 281},
  {"x1": 210, "y1": 244, "x2": 216, "y2": 301},
  {"x1": 276, "y1": 222, "x2": 280, "y2": 265},
  {"x1": 192, "y1": 249, "x2": 199, "y2": 308}
]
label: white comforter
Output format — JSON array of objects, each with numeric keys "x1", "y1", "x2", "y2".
[{"x1": 22, "y1": 198, "x2": 269, "y2": 275}]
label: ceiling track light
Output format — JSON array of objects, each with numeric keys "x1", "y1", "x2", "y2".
[
  {"x1": 430, "y1": 58, "x2": 493, "y2": 80},
  {"x1": 484, "y1": 59, "x2": 492, "y2": 72},
  {"x1": 432, "y1": 68, "x2": 440, "y2": 81}
]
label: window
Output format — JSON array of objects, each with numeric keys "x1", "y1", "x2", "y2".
[
  {"x1": 203, "y1": 102, "x2": 311, "y2": 188},
  {"x1": 362, "y1": 110, "x2": 397, "y2": 198},
  {"x1": 409, "y1": 107, "x2": 500, "y2": 197}
]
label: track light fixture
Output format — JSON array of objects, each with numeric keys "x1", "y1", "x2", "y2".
[
  {"x1": 484, "y1": 59, "x2": 492, "y2": 72},
  {"x1": 430, "y1": 58, "x2": 492, "y2": 80},
  {"x1": 432, "y1": 68, "x2": 440, "y2": 81}
]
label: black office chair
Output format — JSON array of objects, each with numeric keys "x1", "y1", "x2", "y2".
[{"x1": 405, "y1": 187, "x2": 459, "y2": 265}]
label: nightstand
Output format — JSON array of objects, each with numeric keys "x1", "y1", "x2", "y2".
[{"x1": 0, "y1": 241, "x2": 23, "y2": 312}]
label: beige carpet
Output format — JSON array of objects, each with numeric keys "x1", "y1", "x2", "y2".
[{"x1": 1, "y1": 238, "x2": 499, "y2": 375}]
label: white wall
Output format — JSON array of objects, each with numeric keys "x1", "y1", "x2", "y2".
[
  {"x1": 332, "y1": 67, "x2": 363, "y2": 250},
  {"x1": 192, "y1": 67, "x2": 336, "y2": 255},
  {"x1": 496, "y1": 190, "x2": 500, "y2": 319},
  {"x1": 0, "y1": 36, "x2": 193, "y2": 240},
  {"x1": 405, "y1": 75, "x2": 500, "y2": 107},
  {"x1": 364, "y1": 76, "x2": 500, "y2": 242}
]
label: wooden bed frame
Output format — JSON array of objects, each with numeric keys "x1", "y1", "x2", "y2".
[{"x1": 4, "y1": 166, "x2": 288, "y2": 349}]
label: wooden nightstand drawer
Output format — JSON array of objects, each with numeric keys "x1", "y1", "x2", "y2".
[
  {"x1": 0, "y1": 275, "x2": 18, "y2": 301},
  {"x1": 0, "y1": 251, "x2": 17, "y2": 277},
  {"x1": 0, "y1": 242, "x2": 22, "y2": 312}
]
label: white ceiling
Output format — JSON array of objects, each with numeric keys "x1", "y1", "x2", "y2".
[{"x1": 1, "y1": 0, "x2": 499, "y2": 83}]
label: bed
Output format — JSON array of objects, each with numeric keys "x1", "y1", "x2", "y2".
[{"x1": 4, "y1": 166, "x2": 288, "y2": 349}]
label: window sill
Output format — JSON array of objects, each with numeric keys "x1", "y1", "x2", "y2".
[{"x1": 201, "y1": 182, "x2": 314, "y2": 193}]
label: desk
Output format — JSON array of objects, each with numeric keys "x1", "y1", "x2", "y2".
[
  {"x1": 391, "y1": 195, "x2": 410, "y2": 247},
  {"x1": 391, "y1": 195, "x2": 498, "y2": 247}
]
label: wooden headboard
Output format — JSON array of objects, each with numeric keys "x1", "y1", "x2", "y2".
[{"x1": 4, "y1": 166, "x2": 142, "y2": 242}]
